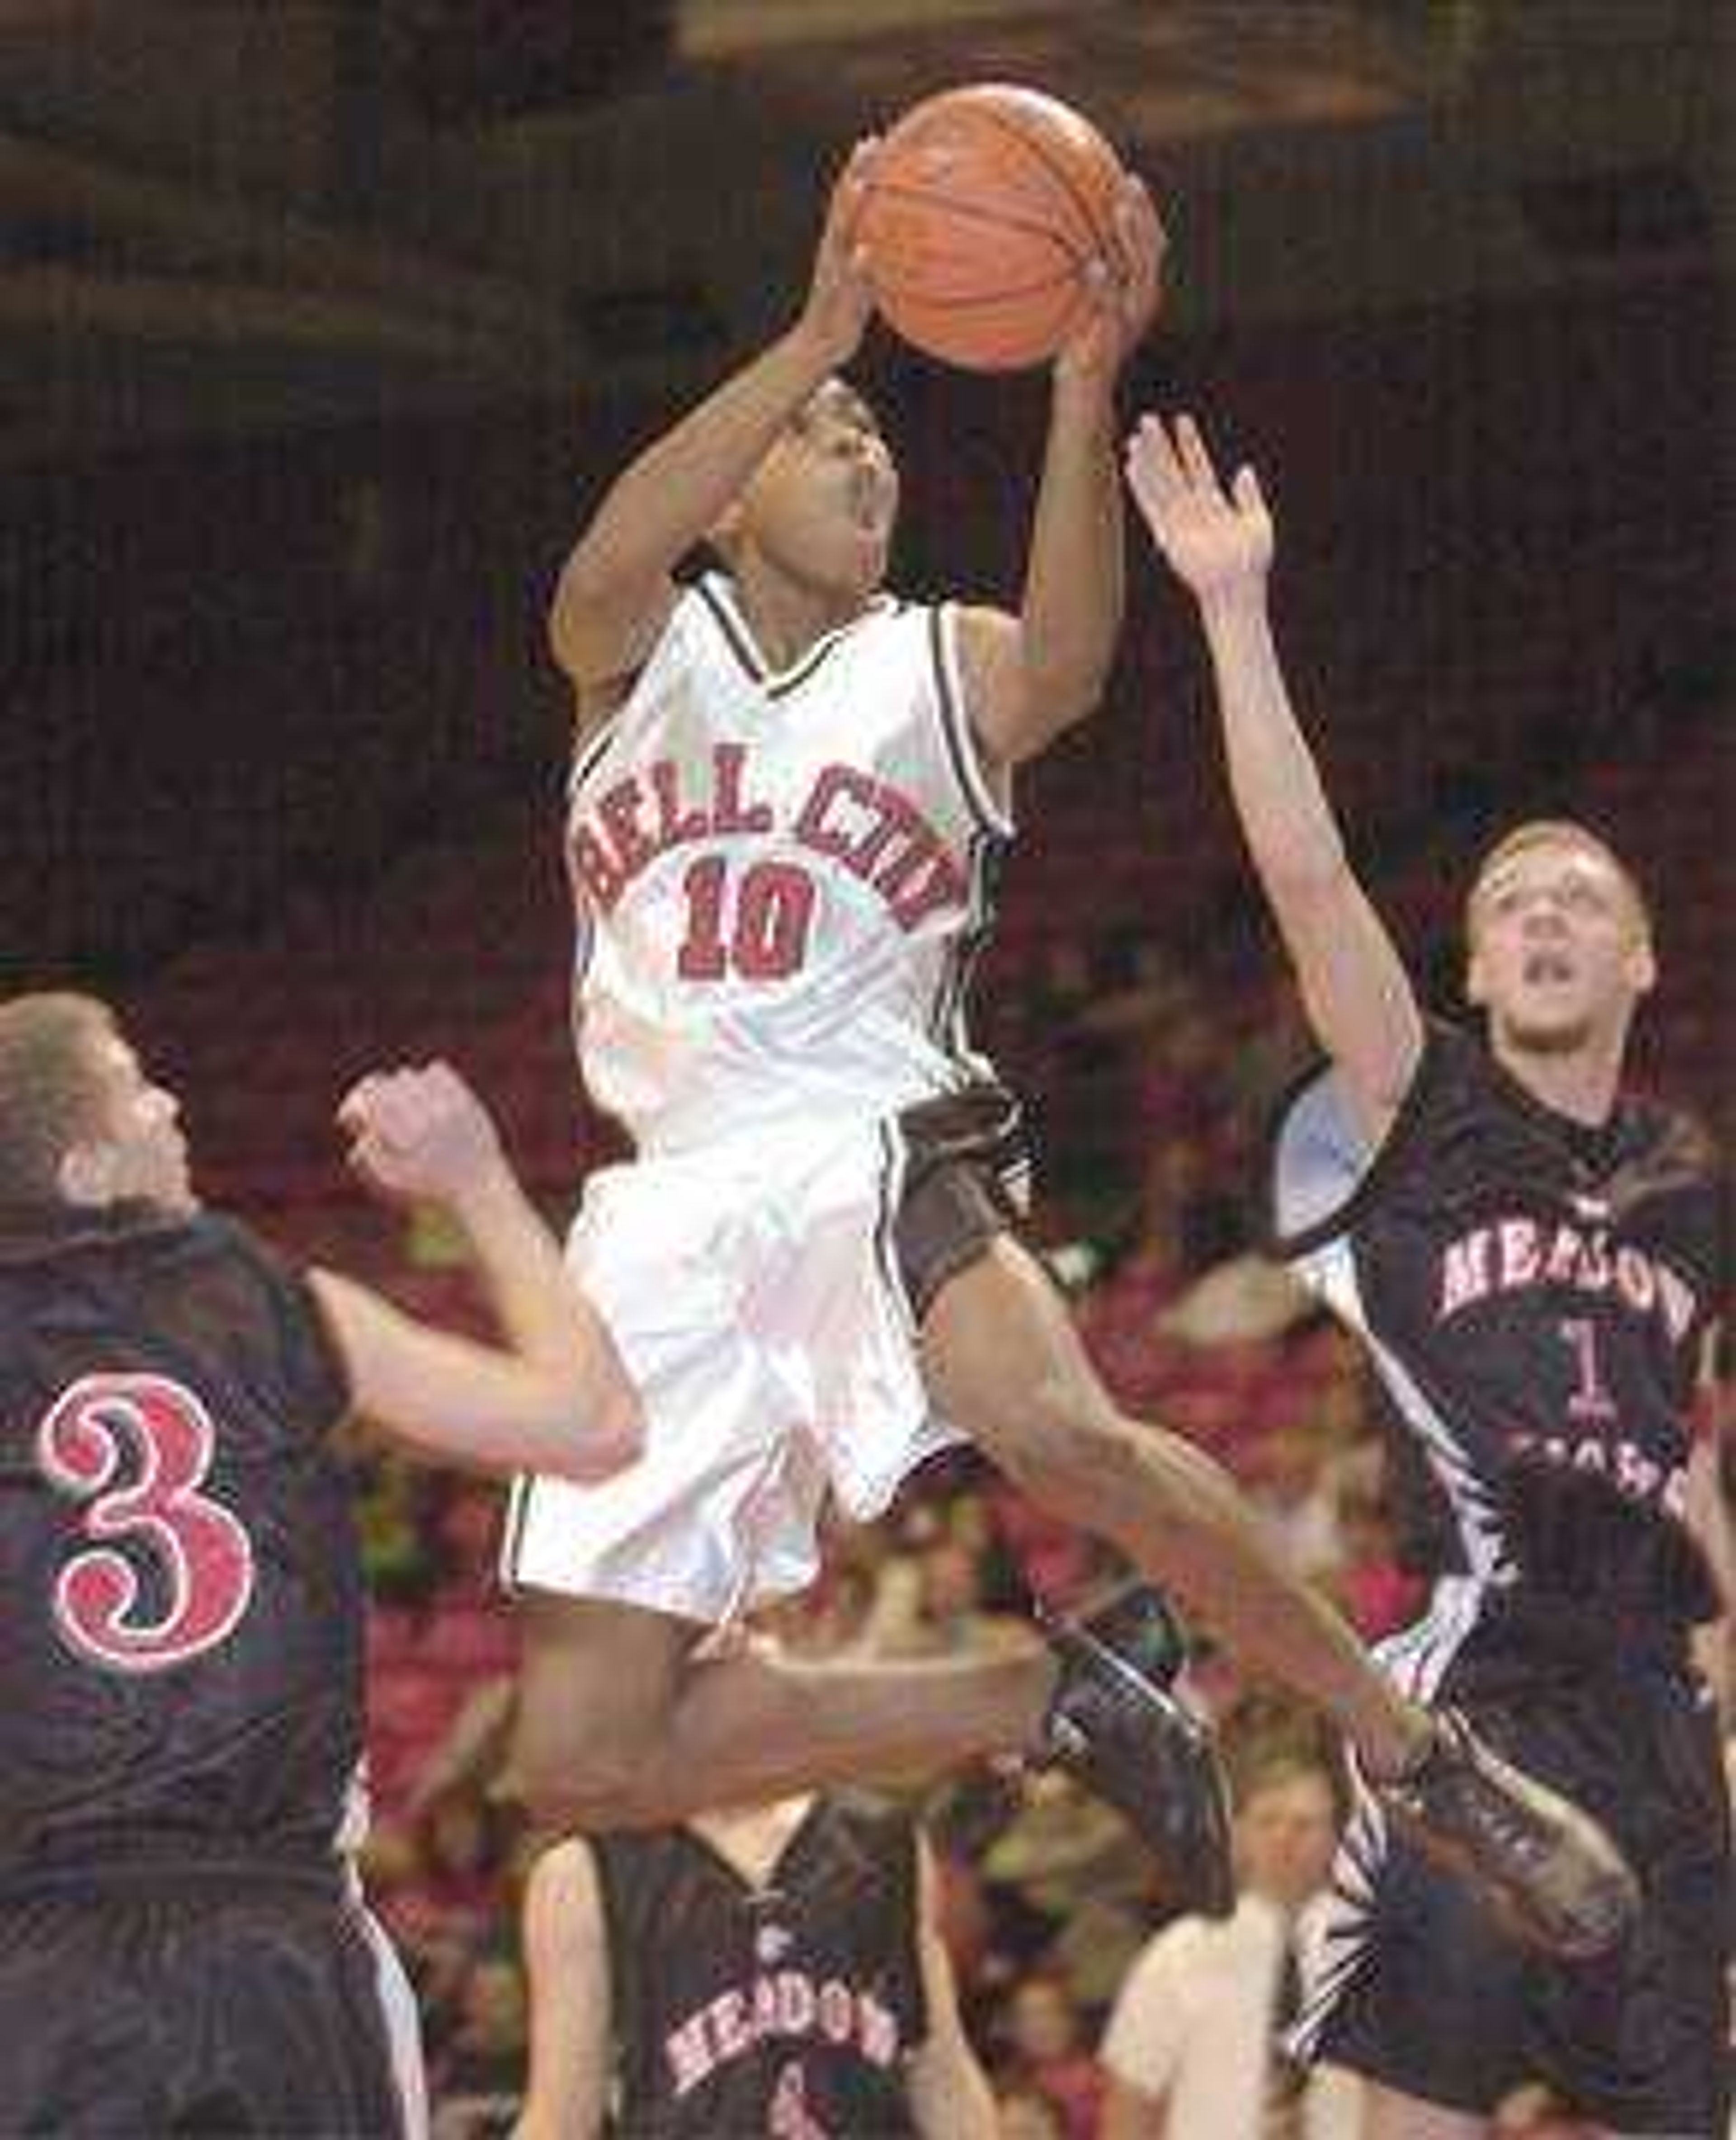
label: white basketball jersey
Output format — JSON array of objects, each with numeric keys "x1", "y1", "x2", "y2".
[{"x1": 566, "y1": 571, "x2": 1013, "y2": 1153}]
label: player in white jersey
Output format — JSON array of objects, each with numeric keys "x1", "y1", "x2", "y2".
[{"x1": 502, "y1": 145, "x2": 1633, "y2": 1958}]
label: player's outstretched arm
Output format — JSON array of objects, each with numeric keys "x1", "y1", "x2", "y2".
[
  {"x1": 904, "y1": 1839, "x2": 1000, "y2": 2140},
  {"x1": 957, "y1": 177, "x2": 1165, "y2": 768},
  {"x1": 551, "y1": 141, "x2": 880, "y2": 703},
  {"x1": 515, "y1": 1840, "x2": 612, "y2": 2140},
  {"x1": 1127, "y1": 411, "x2": 1422, "y2": 1139},
  {"x1": 311, "y1": 1064, "x2": 642, "y2": 1480}
]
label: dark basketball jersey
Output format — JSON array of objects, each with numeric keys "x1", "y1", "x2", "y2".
[
  {"x1": 0, "y1": 1201, "x2": 362, "y2": 1881},
  {"x1": 592, "y1": 1795, "x2": 928, "y2": 2139},
  {"x1": 1272, "y1": 1020, "x2": 1724, "y2": 1674}
]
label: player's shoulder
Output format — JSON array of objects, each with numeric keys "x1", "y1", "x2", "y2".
[
  {"x1": 1269, "y1": 1018, "x2": 1472, "y2": 1251},
  {"x1": 188, "y1": 1209, "x2": 311, "y2": 1302},
  {"x1": 525, "y1": 1834, "x2": 604, "y2": 1921}
]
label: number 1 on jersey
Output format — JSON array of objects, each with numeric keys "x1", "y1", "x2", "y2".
[
  {"x1": 677, "y1": 855, "x2": 816, "y2": 981},
  {"x1": 1559, "y1": 1317, "x2": 1616, "y2": 1422}
]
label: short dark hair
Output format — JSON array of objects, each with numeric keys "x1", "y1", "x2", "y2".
[{"x1": 0, "y1": 992, "x2": 116, "y2": 1207}]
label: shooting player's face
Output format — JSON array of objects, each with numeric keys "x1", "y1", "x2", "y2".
[
  {"x1": 722, "y1": 380, "x2": 899, "y2": 602},
  {"x1": 1466, "y1": 837, "x2": 1654, "y2": 1056}
]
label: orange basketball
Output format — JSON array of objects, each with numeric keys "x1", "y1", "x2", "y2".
[{"x1": 859, "y1": 84, "x2": 1127, "y2": 372}]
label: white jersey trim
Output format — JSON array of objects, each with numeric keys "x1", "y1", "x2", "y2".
[
  {"x1": 1286, "y1": 1575, "x2": 1486, "y2": 2065},
  {"x1": 694, "y1": 570, "x2": 899, "y2": 697}
]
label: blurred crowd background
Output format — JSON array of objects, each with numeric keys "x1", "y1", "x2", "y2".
[{"x1": 3, "y1": 3, "x2": 1728, "y2": 2133}]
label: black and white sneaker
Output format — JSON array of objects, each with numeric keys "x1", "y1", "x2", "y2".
[
  {"x1": 1034, "y1": 1583, "x2": 1234, "y2": 1918},
  {"x1": 1379, "y1": 1708, "x2": 1638, "y2": 1959}
]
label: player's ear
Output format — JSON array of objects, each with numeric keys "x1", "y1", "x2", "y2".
[
  {"x1": 1624, "y1": 933, "x2": 1657, "y2": 998},
  {"x1": 1464, "y1": 944, "x2": 1488, "y2": 1009}
]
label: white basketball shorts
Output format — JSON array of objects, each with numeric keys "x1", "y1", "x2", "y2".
[{"x1": 501, "y1": 1104, "x2": 1021, "y2": 1626}]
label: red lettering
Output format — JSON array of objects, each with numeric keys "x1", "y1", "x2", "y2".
[
  {"x1": 885, "y1": 846, "x2": 966, "y2": 931},
  {"x1": 665, "y1": 2015, "x2": 712, "y2": 2098},
  {"x1": 793, "y1": 765, "x2": 857, "y2": 862},
  {"x1": 1614, "y1": 1248, "x2": 1657, "y2": 1315},
  {"x1": 712, "y1": 1988, "x2": 753, "y2": 2059},
  {"x1": 569, "y1": 826, "x2": 626, "y2": 913},
  {"x1": 817, "y1": 1981, "x2": 853, "y2": 2045},
  {"x1": 1498, "y1": 1218, "x2": 1540, "y2": 1290},
  {"x1": 1439, "y1": 1230, "x2": 1492, "y2": 1319},
  {"x1": 676, "y1": 855, "x2": 731, "y2": 980},
  {"x1": 648, "y1": 759, "x2": 710, "y2": 850},
  {"x1": 776, "y1": 1971, "x2": 816, "y2": 2035},
  {"x1": 712, "y1": 743, "x2": 774, "y2": 834},
  {"x1": 37, "y1": 1375, "x2": 255, "y2": 1674},
  {"x1": 596, "y1": 778, "x2": 656, "y2": 882}
]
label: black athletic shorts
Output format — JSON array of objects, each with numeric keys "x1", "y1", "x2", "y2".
[
  {"x1": 0, "y1": 1860, "x2": 421, "y2": 2138},
  {"x1": 1312, "y1": 1637, "x2": 1730, "y2": 2133},
  {"x1": 891, "y1": 1082, "x2": 1030, "y2": 1320}
]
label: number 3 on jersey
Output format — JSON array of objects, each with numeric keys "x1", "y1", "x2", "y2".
[
  {"x1": 37, "y1": 1372, "x2": 256, "y2": 1673},
  {"x1": 677, "y1": 855, "x2": 816, "y2": 981}
]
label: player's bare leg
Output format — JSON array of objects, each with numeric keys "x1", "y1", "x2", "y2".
[
  {"x1": 511, "y1": 1580, "x2": 1231, "y2": 1913},
  {"x1": 511, "y1": 1589, "x2": 1055, "y2": 1827},
  {"x1": 920, "y1": 1236, "x2": 1638, "y2": 1957},
  {"x1": 923, "y1": 1238, "x2": 1427, "y2": 1771},
  {"x1": 1364, "y1": 2085, "x2": 1486, "y2": 2140}
]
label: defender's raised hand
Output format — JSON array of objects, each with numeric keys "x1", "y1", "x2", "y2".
[
  {"x1": 338, "y1": 1062, "x2": 506, "y2": 1211},
  {"x1": 1125, "y1": 412, "x2": 1273, "y2": 602},
  {"x1": 794, "y1": 137, "x2": 882, "y2": 369}
]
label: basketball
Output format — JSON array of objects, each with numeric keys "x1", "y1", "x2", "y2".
[{"x1": 859, "y1": 84, "x2": 1128, "y2": 373}]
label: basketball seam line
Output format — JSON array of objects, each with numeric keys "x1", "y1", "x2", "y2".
[
  {"x1": 866, "y1": 177, "x2": 1086, "y2": 269},
  {"x1": 965, "y1": 99, "x2": 1117, "y2": 268},
  {"x1": 879, "y1": 267, "x2": 1078, "y2": 311}
]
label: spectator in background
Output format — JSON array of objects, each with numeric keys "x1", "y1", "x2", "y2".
[
  {"x1": 429, "y1": 1950, "x2": 527, "y2": 2140},
  {"x1": 1099, "y1": 1744, "x2": 1363, "y2": 2140},
  {"x1": 997, "y1": 2080, "x2": 1068, "y2": 2139},
  {"x1": 1324, "y1": 1459, "x2": 1423, "y2": 1642},
  {"x1": 996, "y1": 1970, "x2": 1105, "y2": 2140}
]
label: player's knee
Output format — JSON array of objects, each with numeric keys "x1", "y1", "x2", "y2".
[
  {"x1": 515, "y1": 1728, "x2": 674, "y2": 1829},
  {"x1": 510, "y1": 1682, "x2": 679, "y2": 1827},
  {"x1": 989, "y1": 1384, "x2": 1137, "y2": 1527}
]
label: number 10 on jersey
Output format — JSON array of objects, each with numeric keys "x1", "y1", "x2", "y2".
[{"x1": 676, "y1": 855, "x2": 816, "y2": 981}]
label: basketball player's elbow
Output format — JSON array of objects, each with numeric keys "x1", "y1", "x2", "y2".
[
  {"x1": 507, "y1": 1368, "x2": 642, "y2": 1484},
  {"x1": 1001, "y1": 657, "x2": 1106, "y2": 762},
  {"x1": 1028, "y1": 650, "x2": 1109, "y2": 738},
  {"x1": 548, "y1": 564, "x2": 610, "y2": 678},
  {"x1": 573, "y1": 1334, "x2": 646, "y2": 1478},
  {"x1": 577, "y1": 1372, "x2": 646, "y2": 1480}
]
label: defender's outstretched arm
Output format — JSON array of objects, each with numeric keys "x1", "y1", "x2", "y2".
[{"x1": 1127, "y1": 411, "x2": 1422, "y2": 1139}]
